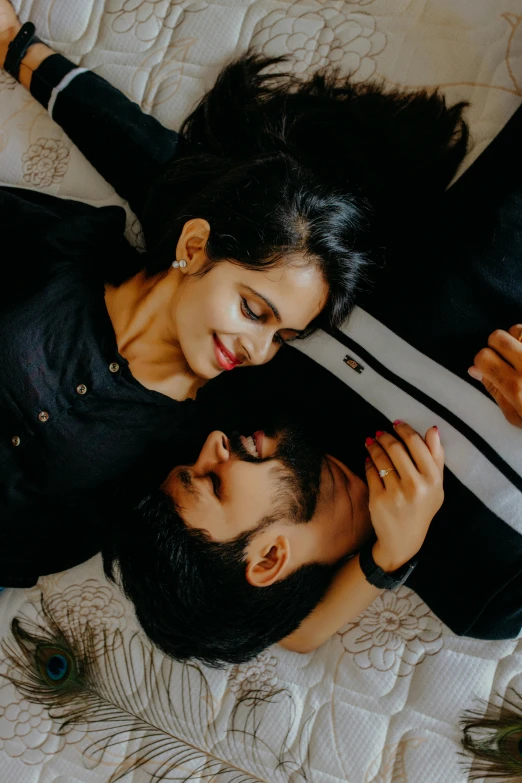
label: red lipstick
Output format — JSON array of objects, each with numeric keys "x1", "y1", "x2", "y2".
[{"x1": 213, "y1": 334, "x2": 241, "y2": 371}]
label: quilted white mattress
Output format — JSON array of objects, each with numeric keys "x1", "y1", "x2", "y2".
[{"x1": 1, "y1": 1, "x2": 522, "y2": 782}]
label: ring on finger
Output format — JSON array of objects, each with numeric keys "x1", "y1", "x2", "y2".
[{"x1": 378, "y1": 468, "x2": 396, "y2": 478}]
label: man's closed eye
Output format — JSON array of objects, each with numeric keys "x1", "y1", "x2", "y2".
[{"x1": 209, "y1": 472, "x2": 221, "y2": 498}]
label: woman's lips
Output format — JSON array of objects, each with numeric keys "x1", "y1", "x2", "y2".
[{"x1": 213, "y1": 334, "x2": 241, "y2": 371}]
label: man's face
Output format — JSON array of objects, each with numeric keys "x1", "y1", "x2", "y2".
[{"x1": 161, "y1": 422, "x2": 371, "y2": 564}]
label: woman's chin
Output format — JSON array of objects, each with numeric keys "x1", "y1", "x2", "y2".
[{"x1": 186, "y1": 355, "x2": 222, "y2": 382}]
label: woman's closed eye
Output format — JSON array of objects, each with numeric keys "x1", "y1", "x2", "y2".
[
  {"x1": 240, "y1": 297, "x2": 298, "y2": 345},
  {"x1": 240, "y1": 296, "x2": 262, "y2": 322}
]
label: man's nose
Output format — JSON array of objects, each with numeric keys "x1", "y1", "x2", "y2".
[{"x1": 192, "y1": 431, "x2": 230, "y2": 474}]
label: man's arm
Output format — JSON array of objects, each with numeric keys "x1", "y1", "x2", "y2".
[
  {"x1": 281, "y1": 553, "x2": 383, "y2": 653},
  {"x1": 0, "y1": 4, "x2": 179, "y2": 225},
  {"x1": 282, "y1": 422, "x2": 445, "y2": 653}
]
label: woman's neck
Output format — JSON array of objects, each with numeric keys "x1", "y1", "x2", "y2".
[{"x1": 104, "y1": 271, "x2": 204, "y2": 401}]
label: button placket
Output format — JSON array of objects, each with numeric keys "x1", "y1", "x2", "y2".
[
  {"x1": 76, "y1": 383, "x2": 88, "y2": 395},
  {"x1": 38, "y1": 411, "x2": 49, "y2": 423},
  {"x1": 109, "y1": 362, "x2": 120, "y2": 373},
  {"x1": 11, "y1": 435, "x2": 21, "y2": 447}
]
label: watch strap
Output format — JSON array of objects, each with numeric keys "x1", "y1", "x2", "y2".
[
  {"x1": 359, "y1": 539, "x2": 418, "y2": 590},
  {"x1": 4, "y1": 22, "x2": 42, "y2": 81}
]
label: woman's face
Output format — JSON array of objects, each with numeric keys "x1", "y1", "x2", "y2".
[{"x1": 171, "y1": 220, "x2": 328, "y2": 380}]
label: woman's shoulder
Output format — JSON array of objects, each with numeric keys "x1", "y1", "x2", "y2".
[{"x1": 1, "y1": 186, "x2": 142, "y2": 286}]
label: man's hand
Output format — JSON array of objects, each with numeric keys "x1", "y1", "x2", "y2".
[
  {"x1": 0, "y1": 0, "x2": 21, "y2": 69},
  {"x1": 468, "y1": 325, "x2": 522, "y2": 428},
  {"x1": 365, "y1": 421, "x2": 444, "y2": 572}
]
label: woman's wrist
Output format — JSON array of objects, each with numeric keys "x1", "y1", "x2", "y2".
[
  {"x1": 0, "y1": 23, "x2": 54, "y2": 89},
  {"x1": 17, "y1": 40, "x2": 55, "y2": 89},
  {"x1": 0, "y1": 23, "x2": 21, "y2": 68},
  {"x1": 371, "y1": 541, "x2": 409, "y2": 574}
]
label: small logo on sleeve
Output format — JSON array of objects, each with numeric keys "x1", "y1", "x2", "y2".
[{"x1": 344, "y1": 355, "x2": 364, "y2": 374}]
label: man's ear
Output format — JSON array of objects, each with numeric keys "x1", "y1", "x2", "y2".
[
  {"x1": 175, "y1": 218, "x2": 211, "y2": 273},
  {"x1": 245, "y1": 535, "x2": 291, "y2": 588}
]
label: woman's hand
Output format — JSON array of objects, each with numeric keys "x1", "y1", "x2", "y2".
[
  {"x1": 468, "y1": 325, "x2": 522, "y2": 428},
  {"x1": 365, "y1": 421, "x2": 444, "y2": 572},
  {"x1": 0, "y1": 0, "x2": 21, "y2": 68}
]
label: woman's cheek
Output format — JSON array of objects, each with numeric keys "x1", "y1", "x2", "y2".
[{"x1": 208, "y1": 295, "x2": 244, "y2": 332}]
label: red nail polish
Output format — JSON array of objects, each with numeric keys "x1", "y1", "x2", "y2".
[
  {"x1": 433, "y1": 426, "x2": 439, "y2": 434},
  {"x1": 365, "y1": 457, "x2": 371, "y2": 464},
  {"x1": 375, "y1": 430, "x2": 384, "y2": 438},
  {"x1": 393, "y1": 420, "x2": 403, "y2": 427},
  {"x1": 365, "y1": 437, "x2": 374, "y2": 446}
]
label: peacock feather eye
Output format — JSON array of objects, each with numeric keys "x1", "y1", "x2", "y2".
[{"x1": 35, "y1": 645, "x2": 73, "y2": 686}]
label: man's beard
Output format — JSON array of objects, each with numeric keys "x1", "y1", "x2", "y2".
[{"x1": 227, "y1": 418, "x2": 323, "y2": 523}]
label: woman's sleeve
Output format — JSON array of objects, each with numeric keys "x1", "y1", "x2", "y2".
[{"x1": 30, "y1": 53, "x2": 180, "y2": 222}]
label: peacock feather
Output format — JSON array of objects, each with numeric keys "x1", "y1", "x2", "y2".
[
  {"x1": 460, "y1": 688, "x2": 522, "y2": 781},
  {"x1": 0, "y1": 595, "x2": 312, "y2": 782}
]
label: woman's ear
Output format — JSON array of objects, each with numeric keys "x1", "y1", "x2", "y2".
[
  {"x1": 175, "y1": 218, "x2": 211, "y2": 272},
  {"x1": 245, "y1": 535, "x2": 291, "y2": 588}
]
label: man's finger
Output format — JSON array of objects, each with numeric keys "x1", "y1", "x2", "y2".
[
  {"x1": 470, "y1": 347, "x2": 522, "y2": 410},
  {"x1": 482, "y1": 379, "x2": 522, "y2": 428},
  {"x1": 508, "y1": 324, "x2": 522, "y2": 342},
  {"x1": 487, "y1": 329, "x2": 522, "y2": 371}
]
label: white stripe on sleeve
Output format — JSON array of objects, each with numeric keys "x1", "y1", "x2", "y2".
[
  {"x1": 48, "y1": 67, "x2": 89, "y2": 118},
  {"x1": 343, "y1": 307, "x2": 522, "y2": 475}
]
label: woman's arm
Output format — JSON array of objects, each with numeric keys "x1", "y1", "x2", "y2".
[
  {"x1": 0, "y1": 4, "x2": 179, "y2": 225},
  {"x1": 281, "y1": 422, "x2": 444, "y2": 653}
]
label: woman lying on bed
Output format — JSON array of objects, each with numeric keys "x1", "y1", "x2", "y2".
[{"x1": 0, "y1": 2, "x2": 475, "y2": 587}]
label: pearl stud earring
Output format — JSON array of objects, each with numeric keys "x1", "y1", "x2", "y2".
[{"x1": 172, "y1": 259, "x2": 187, "y2": 269}]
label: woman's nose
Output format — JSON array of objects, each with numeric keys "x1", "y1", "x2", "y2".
[
  {"x1": 192, "y1": 431, "x2": 230, "y2": 474},
  {"x1": 243, "y1": 330, "x2": 277, "y2": 366}
]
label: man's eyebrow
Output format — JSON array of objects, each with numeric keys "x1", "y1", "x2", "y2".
[
  {"x1": 176, "y1": 468, "x2": 200, "y2": 498},
  {"x1": 244, "y1": 286, "x2": 304, "y2": 334}
]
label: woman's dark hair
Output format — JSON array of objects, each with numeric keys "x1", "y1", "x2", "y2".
[
  {"x1": 103, "y1": 489, "x2": 336, "y2": 667},
  {"x1": 143, "y1": 53, "x2": 468, "y2": 328}
]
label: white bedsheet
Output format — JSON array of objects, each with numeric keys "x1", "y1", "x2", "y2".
[{"x1": 1, "y1": 1, "x2": 522, "y2": 781}]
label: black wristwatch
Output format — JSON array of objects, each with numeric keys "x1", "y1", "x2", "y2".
[
  {"x1": 359, "y1": 539, "x2": 418, "y2": 590},
  {"x1": 4, "y1": 22, "x2": 42, "y2": 81}
]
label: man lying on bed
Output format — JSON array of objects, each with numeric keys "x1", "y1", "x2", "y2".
[
  {"x1": 105, "y1": 310, "x2": 522, "y2": 667},
  {"x1": 104, "y1": 415, "x2": 445, "y2": 665}
]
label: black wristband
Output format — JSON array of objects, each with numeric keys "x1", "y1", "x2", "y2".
[
  {"x1": 359, "y1": 539, "x2": 418, "y2": 590},
  {"x1": 4, "y1": 22, "x2": 42, "y2": 81}
]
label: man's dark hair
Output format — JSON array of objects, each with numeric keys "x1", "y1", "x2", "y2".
[
  {"x1": 135, "y1": 53, "x2": 468, "y2": 330},
  {"x1": 103, "y1": 487, "x2": 336, "y2": 667}
]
